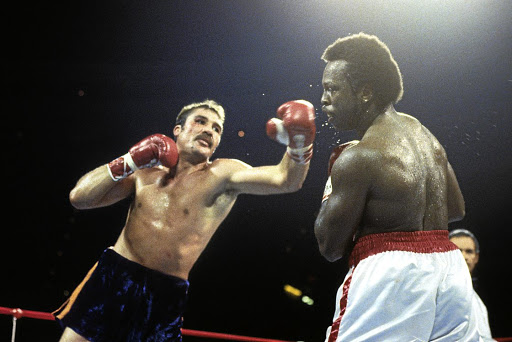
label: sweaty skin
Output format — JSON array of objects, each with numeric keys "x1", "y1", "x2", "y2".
[
  {"x1": 115, "y1": 160, "x2": 249, "y2": 280},
  {"x1": 61, "y1": 106, "x2": 311, "y2": 342},
  {"x1": 314, "y1": 61, "x2": 464, "y2": 262},
  {"x1": 70, "y1": 108, "x2": 309, "y2": 280}
]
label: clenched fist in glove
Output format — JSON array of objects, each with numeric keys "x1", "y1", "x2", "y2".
[
  {"x1": 266, "y1": 100, "x2": 316, "y2": 164},
  {"x1": 107, "y1": 134, "x2": 179, "y2": 181}
]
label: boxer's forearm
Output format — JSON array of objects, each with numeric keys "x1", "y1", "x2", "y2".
[{"x1": 70, "y1": 164, "x2": 134, "y2": 209}]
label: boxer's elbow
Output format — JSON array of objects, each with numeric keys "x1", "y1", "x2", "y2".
[
  {"x1": 69, "y1": 187, "x2": 101, "y2": 210},
  {"x1": 448, "y1": 207, "x2": 465, "y2": 223},
  {"x1": 446, "y1": 164, "x2": 465, "y2": 223},
  {"x1": 69, "y1": 188, "x2": 89, "y2": 209},
  {"x1": 318, "y1": 241, "x2": 344, "y2": 262},
  {"x1": 315, "y1": 227, "x2": 344, "y2": 262},
  {"x1": 448, "y1": 196, "x2": 465, "y2": 223}
]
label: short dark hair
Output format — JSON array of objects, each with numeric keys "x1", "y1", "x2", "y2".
[
  {"x1": 449, "y1": 229, "x2": 480, "y2": 253},
  {"x1": 322, "y1": 32, "x2": 404, "y2": 108},
  {"x1": 175, "y1": 99, "x2": 225, "y2": 127}
]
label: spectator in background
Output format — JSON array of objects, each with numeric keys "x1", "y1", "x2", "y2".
[{"x1": 450, "y1": 229, "x2": 496, "y2": 341}]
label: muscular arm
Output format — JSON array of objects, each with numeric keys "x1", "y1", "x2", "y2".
[
  {"x1": 224, "y1": 98, "x2": 313, "y2": 195},
  {"x1": 70, "y1": 134, "x2": 177, "y2": 209},
  {"x1": 446, "y1": 161, "x2": 465, "y2": 222},
  {"x1": 314, "y1": 149, "x2": 370, "y2": 262},
  {"x1": 69, "y1": 164, "x2": 135, "y2": 209},
  {"x1": 226, "y1": 153, "x2": 309, "y2": 195}
]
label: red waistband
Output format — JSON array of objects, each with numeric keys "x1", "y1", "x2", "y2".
[{"x1": 349, "y1": 230, "x2": 458, "y2": 267}]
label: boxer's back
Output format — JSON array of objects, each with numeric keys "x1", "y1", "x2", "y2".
[{"x1": 358, "y1": 112, "x2": 450, "y2": 237}]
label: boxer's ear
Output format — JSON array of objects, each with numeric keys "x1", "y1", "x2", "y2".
[
  {"x1": 173, "y1": 124, "x2": 182, "y2": 137},
  {"x1": 358, "y1": 84, "x2": 373, "y2": 103}
]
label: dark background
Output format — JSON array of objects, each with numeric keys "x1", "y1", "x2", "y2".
[{"x1": 3, "y1": 1, "x2": 511, "y2": 341}]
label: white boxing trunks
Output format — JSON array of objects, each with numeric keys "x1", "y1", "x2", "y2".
[
  {"x1": 325, "y1": 230, "x2": 480, "y2": 342},
  {"x1": 472, "y1": 289, "x2": 495, "y2": 341}
]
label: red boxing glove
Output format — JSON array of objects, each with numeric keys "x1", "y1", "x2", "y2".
[
  {"x1": 107, "y1": 134, "x2": 178, "y2": 181},
  {"x1": 322, "y1": 140, "x2": 359, "y2": 202},
  {"x1": 266, "y1": 100, "x2": 316, "y2": 164}
]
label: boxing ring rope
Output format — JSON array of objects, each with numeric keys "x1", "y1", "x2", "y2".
[
  {"x1": 2, "y1": 306, "x2": 511, "y2": 342},
  {"x1": 0, "y1": 306, "x2": 296, "y2": 342}
]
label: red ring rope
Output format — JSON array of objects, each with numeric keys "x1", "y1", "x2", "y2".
[
  {"x1": 0, "y1": 307, "x2": 55, "y2": 321},
  {"x1": 1, "y1": 306, "x2": 511, "y2": 342},
  {"x1": 0, "y1": 306, "x2": 295, "y2": 342}
]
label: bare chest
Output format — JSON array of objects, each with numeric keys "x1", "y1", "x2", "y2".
[{"x1": 134, "y1": 173, "x2": 219, "y2": 219}]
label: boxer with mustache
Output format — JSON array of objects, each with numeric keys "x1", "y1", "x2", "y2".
[{"x1": 54, "y1": 99, "x2": 316, "y2": 342}]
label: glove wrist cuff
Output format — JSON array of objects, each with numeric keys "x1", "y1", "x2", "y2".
[
  {"x1": 107, "y1": 152, "x2": 137, "y2": 182},
  {"x1": 287, "y1": 144, "x2": 313, "y2": 164}
]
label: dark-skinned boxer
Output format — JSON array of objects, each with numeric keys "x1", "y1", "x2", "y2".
[{"x1": 314, "y1": 33, "x2": 479, "y2": 341}]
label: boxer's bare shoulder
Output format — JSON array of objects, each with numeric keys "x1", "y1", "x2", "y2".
[{"x1": 209, "y1": 158, "x2": 252, "y2": 173}]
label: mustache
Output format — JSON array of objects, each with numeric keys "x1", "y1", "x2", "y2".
[{"x1": 195, "y1": 133, "x2": 213, "y2": 146}]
